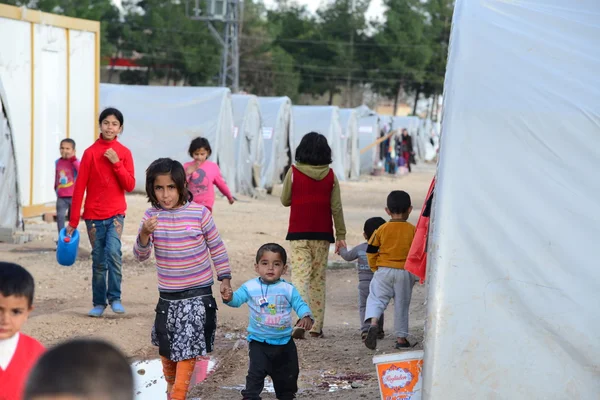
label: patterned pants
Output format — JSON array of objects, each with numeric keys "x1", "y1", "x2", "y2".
[{"x1": 290, "y1": 240, "x2": 330, "y2": 334}]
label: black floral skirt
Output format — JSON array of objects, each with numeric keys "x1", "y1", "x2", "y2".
[{"x1": 151, "y1": 287, "x2": 218, "y2": 362}]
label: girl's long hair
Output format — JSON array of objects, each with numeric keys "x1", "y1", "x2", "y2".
[{"x1": 145, "y1": 158, "x2": 193, "y2": 209}]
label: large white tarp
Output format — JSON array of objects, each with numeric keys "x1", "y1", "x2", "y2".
[
  {"x1": 257, "y1": 97, "x2": 292, "y2": 191},
  {"x1": 100, "y1": 84, "x2": 236, "y2": 194},
  {"x1": 291, "y1": 106, "x2": 344, "y2": 180},
  {"x1": 424, "y1": 1, "x2": 600, "y2": 398},
  {"x1": 355, "y1": 106, "x2": 378, "y2": 175},
  {"x1": 0, "y1": 78, "x2": 21, "y2": 230},
  {"x1": 339, "y1": 108, "x2": 360, "y2": 180},
  {"x1": 232, "y1": 94, "x2": 263, "y2": 196}
]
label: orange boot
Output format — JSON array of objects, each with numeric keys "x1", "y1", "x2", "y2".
[{"x1": 170, "y1": 358, "x2": 197, "y2": 400}]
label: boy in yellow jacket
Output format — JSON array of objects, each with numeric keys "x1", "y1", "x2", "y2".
[{"x1": 364, "y1": 190, "x2": 417, "y2": 350}]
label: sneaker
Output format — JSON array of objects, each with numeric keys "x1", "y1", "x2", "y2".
[
  {"x1": 395, "y1": 340, "x2": 412, "y2": 349},
  {"x1": 88, "y1": 305, "x2": 106, "y2": 318},
  {"x1": 292, "y1": 326, "x2": 306, "y2": 339},
  {"x1": 110, "y1": 300, "x2": 125, "y2": 314},
  {"x1": 364, "y1": 326, "x2": 378, "y2": 350}
]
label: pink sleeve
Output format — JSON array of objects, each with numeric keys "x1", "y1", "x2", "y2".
[
  {"x1": 183, "y1": 161, "x2": 194, "y2": 182},
  {"x1": 213, "y1": 164, "x2": 233, "y2": 200}
]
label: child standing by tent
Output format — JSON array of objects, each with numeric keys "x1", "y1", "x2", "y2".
[
  {"x1": 338, "y1": 217, "x2": 387, "y2": 341},
  {"x1": 281, "y1": 132, "x2": 347, "y2": 338},
  {"x1": 364, "y1": 191, "x2": 417, "y2": 350},
  {"x1": 67, "y1": 108, "x2": 135, "y2": 318},
  {"x1": 134, "y1": 158, "x2": 232, "y2": 400},
  {"x1": 221, "y1": 243, "x2": 313, "y2": 400},
  {"x1": 184, "y1": 137, "x2": 235, "y2": 212},
  {"x1": 54, "y1": 138, "x2": 79, "y2": 235}
]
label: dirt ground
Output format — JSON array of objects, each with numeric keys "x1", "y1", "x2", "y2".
[{"x1": 0, "y1": 163, "x2": 435, "y2": 399}]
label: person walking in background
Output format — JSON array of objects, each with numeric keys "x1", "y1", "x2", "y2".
[
  {"x1": 184, "y1": 137, "x2": 235, "y2": 212},
  {"x1": 54, "y1": 138, "x2": 80, "y2": 235},
  {"x1": 66, "y1": 107, "x2": 135, "y2": 318},
  {"x1": 134, "y1": 158, "x2": 232, "y2": 400},
  {"x1": 396, "y1": 129, "x2": 414, "y2": 173},
  {"x1": 281, "y1": 132, "x2": 347, "y2": 339}
]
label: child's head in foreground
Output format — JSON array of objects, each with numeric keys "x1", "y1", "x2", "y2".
[
  {"x1": 295, "y1": 132, "x2": 332, "y2": 166},
  {"x1": 24, "y1": 338, "x2": 133, "y2": 400},
  {"x1": 0, "y1": 262, "x2": 35, "y2": 340},
  {"x1": 59, "y1": 139, "x2": 76, "y2": 159},
  {"x1": 386, "y1": 190, "x2": 412, "y2": 219},
  {"x1": 255, "y1": 243, "x2": 288, "y2": 284},
  {"x1": 145, "y1": 157, "x2": 192, "y2": 210},
  {"x1": 188, "y1": 137, "x2": 212, "y2": 164},
  {"x1": 364, "y1": 217, "x2": 387, "y2": 241}
]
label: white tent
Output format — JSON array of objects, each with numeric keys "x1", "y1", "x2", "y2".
[
  {"x1": 231, "y1": 94, "x2": 264, "y2": 197},
  {"x1": 355, "y1": 106, "x2": 378, "y2": 175},
  {"x1": 100, "y1": 84, "x2": 237, "y2": 194},
  {"x1": 424, "y1": 0, "x2": 600, "y2": 398},
  {"x1": 0, "y1": 78, "x2": 22, "y2": 233},
  {"x1": 291, "y1": 106, "x2": 345, "y2": 180},
  {"x1": 257, "y1": 97, "x2": 293, "y2": 192},
  {"x1": 339, "y1": 108, "x2": 360, "y2": 180}
]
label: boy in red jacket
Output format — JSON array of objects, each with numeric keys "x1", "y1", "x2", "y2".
[
  {"x1": 66, "y1": 108, "x2": 135, "y2": 318},
  {"x1": 0, "y1": 262, "x2": 45, "y2": 400}
]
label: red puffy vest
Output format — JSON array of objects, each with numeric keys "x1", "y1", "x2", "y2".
[{"x1": 286, "y1": 166, "x2": 335, "y2": 243}]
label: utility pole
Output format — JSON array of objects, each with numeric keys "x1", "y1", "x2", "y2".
[
  {"x1": 187, "y1": 0, "x2": 242, "y2": 92},
  {"x1": 345, "y1": 0, "x2": 355, "y2": 107}
]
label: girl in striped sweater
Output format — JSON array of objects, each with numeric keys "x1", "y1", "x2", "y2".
[{"x1": 133, "y1": 158, "x2": 232, "y2": 400}]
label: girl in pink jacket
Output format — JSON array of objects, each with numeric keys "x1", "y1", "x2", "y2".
[{"x1": 184, "y1": 137, "x2": 235, "y2": 212}]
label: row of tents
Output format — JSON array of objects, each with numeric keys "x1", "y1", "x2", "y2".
[{"x1": 99, "y1": 84, "x2": 439, "y2": 198}]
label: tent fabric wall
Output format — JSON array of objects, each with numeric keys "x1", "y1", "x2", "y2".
[
  {"x1": 0, "y1": 78, "x2": 22, "y2": 231},
  {"x1": 0, "y1": 4, "x2": 99, "y2": 217},
  {"x1": 232, "y1": 94, "x2": 263, "y2": 196},
  {"x1": 291, "y1": 106, "x2": 345, "y2": 180},
  {"x1": 339, "y1": 109, "x2": 360, "y2": 180},
  {"x1": 355, "y1": 105, "x2": 379, "y2": 175},
  {"x1": 100, "y1": 84, "x2": 237, "y2": 194},
  {"x1": 424, "y1": 1, "x2": 600, "y2": 398},
  {"x1": 257, "y1": 97, "x2": 292, "y2": 191}
]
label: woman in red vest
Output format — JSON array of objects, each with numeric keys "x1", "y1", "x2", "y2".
[{"x1": 281, "y1": 132, "x2": 347, "y2": 338}]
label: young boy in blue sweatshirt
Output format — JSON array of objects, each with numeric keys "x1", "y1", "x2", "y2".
[{"x1": 222, "y1": 243, "x2": 313, "y2": 400}]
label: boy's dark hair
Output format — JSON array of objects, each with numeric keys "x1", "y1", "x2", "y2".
[
  {"x1": 99, "y1": 107, "x2": 124, "y2": 126},
  {"x1": 60, "y1": 138, "x2": 76, "y2": 149},
  {"x1": 145, "y1": 158, "x2": 193, "y2": 209},
  {"x1": 295, "y1": 132, "x2": 332, "y2": 166},
  {"x1": 387, "y1": 190, "x2": 412, "y2": 215},
  {"x1": 364, "y1": 217, "x2": 387, "y2": 241},
  {"x1": 188, "y1": 137, "x2": 212, "y2": 158},
  {"x1": 24, "y1": 339, "x2": 133, "y2": 400},
  {"x1": 256, "y1": 243, "x2": 287, "y2": 265},
  {"x1": 0, "y1": 262, "x2": 35, "y2": 308}
]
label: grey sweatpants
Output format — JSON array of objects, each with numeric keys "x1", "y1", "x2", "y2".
[
  {"x1": 364, "y1": 267, "x2": 416, "y2": 338},
  {"x1": 56, "y1": 197, "x2": 72, "y2": 233}
]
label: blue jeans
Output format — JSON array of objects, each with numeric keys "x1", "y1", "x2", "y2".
[{"x1": 85, "y1": 215, "x2": 124, "y2": 307}]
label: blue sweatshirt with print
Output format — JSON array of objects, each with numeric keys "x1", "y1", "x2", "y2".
[{"x1": 224, "y1": 278, "x2": 312, "y2": 345}]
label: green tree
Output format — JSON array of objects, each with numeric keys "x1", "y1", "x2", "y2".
[{"x1": 371, "y1": 0, "x2": 432, "y2": 114}]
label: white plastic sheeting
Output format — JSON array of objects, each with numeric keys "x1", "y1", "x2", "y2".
[
  {"x1": 355, "y1": 105, "x2": 378, "y2": 175},
  {"x1": 424, "y1": 1, "x2": 600, "y2": 398},
  {"x1": 257, "y1": 97, "x2": 292, "y2": 191},
  {"x1": 0, "y1": 78, "x2": 21, "y2": 231},
  {"x1": 291, "y1": 106, "x2": 344, "y2": 180},
  {"x1": 339, "y1": 108, "x2": 360, "y2": 180},
  {"x1": 232, "y1": 94, "x2": 264, "y2": 196},
  {"x1": 100, "y1": 84, "x2": 236, "y2": 194}
]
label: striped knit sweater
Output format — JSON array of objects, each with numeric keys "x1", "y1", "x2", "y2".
[{"x1": 133, "y1": 202, "x2": 232, "y2": 292}]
